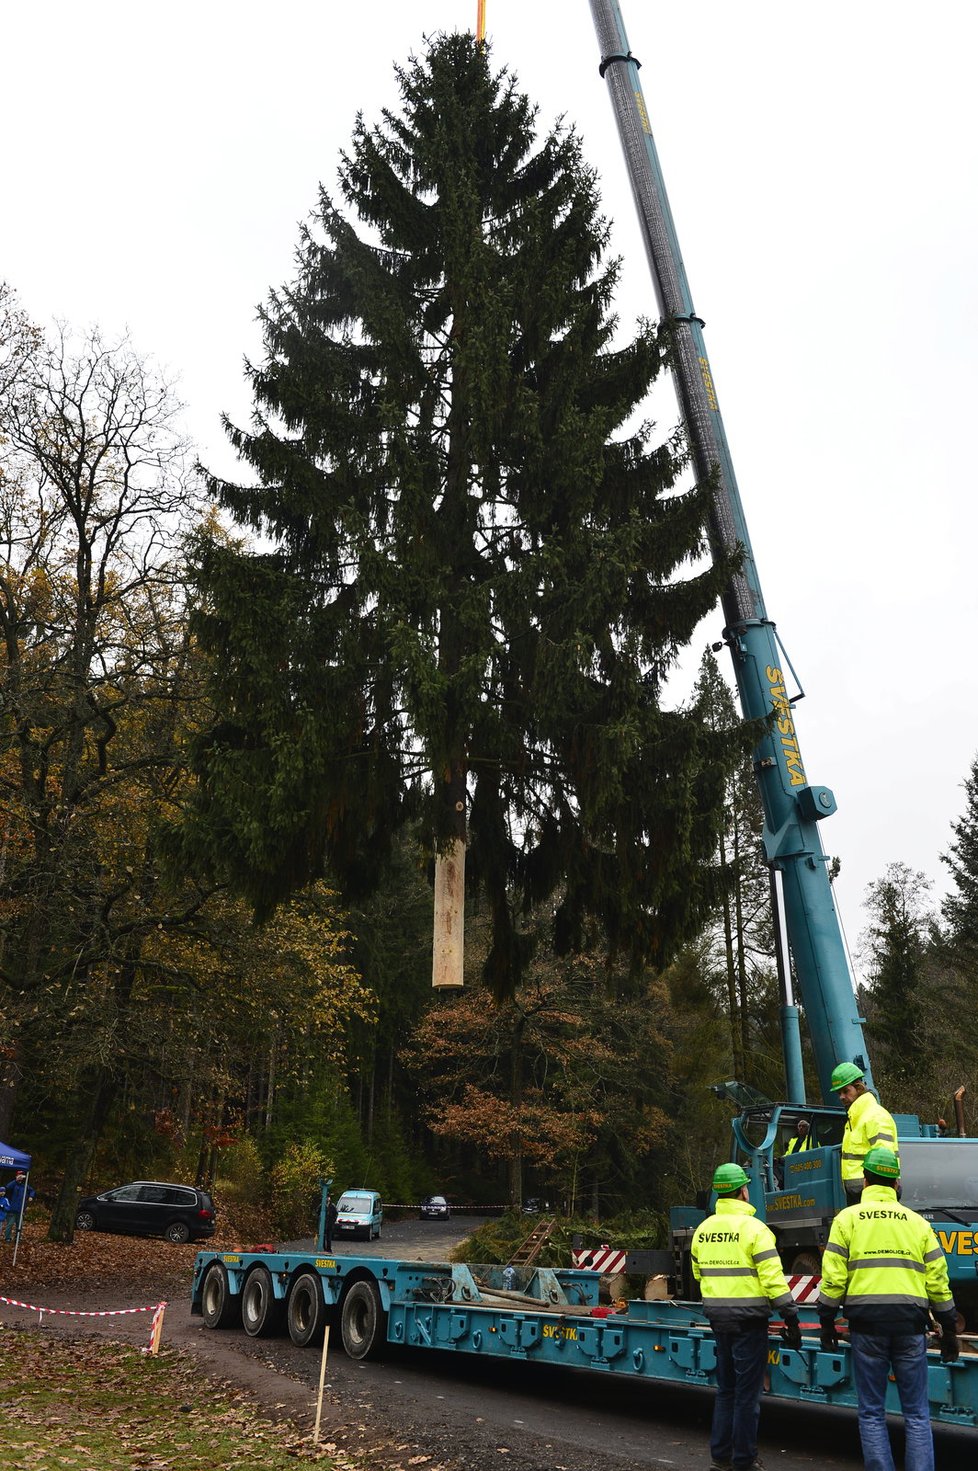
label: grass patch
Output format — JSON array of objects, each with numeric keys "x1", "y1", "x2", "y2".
[{"x1": 0, "y1": 1330, "x2": 355, "y2": 1469}]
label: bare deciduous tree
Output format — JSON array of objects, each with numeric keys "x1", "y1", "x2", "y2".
[{"x1": 0, "y1": 321, "x2": 201, "y2": 1216}]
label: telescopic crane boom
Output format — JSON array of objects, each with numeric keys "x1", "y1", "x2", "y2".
[{"x1": 587, "y1": 0, "x2": 870, "y2": 1105}]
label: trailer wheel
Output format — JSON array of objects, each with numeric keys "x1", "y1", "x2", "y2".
[
  {"x1": 201, "y1": 1261, "x2": 241, "y2": 1330},
  {"x1": 287, "y1": 1270, "x2": 327, "y2": 1347},
  {"x1": 241, "y1": 1265, "x2": 282, "y2": 1338},
  {"x1": 341, "y1": 1280, "x2": 387, "y2": 1360},
  {"x1": 788, "y1": 1250, "x2": 821, "y2": 1277}
]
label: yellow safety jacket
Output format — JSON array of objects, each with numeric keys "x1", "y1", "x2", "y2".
[
  {"x1": 691, "y1": 1196, "x2": 795, "y2": 1330},
  {"x1": 785, "y1": 1133, "x2": 810, "y2": 1154},
  {"x1": 841, "y1": 1091, "x2": 898, "y2": 1185},
  {"x1": 818, "y1": 1184, "x2": 954, "y2": 1335}
]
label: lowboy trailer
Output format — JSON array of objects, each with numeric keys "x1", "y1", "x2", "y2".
[{"x1": 191, "y1": 1247, "x2": 978, "y2": 1426}]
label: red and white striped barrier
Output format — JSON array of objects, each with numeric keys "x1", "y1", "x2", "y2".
[
  {"x1": 567, "y1": 1258, "x2": 824, "y2": 1294},
  {"x1": 787, "y1": 1274, "x2": 822, "y2": 1303},
  {"x1": 0, "y1": 1294, "x2": 167, "y2": 1352},
  {"x1": 147, "y1": 1301, "x2": 166, "y2": 1354},
  {"x1": 571, "y1": 1245, "x2": 628, "y2": 1275}
]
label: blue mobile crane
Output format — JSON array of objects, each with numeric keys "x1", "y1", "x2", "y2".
[
  {"x1": 587, "y1": 0, "x2": 978, "y2": 1326},
  {"x1": 190, "y1": 2, "x2": 978, "y2": 1428},
  {"x1": 590, "y1": 0, "x2": 865, "y2": 1109}
]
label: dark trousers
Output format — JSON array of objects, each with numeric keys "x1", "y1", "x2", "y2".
[{"x1": 710, "y1": 1325, "x2": 769, "y2": 1470}]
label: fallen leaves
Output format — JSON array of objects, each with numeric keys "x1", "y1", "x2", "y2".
[
  {"x1": 0, "y1": 1331, "x2": 366, "y2": 1470},
  {"x1": 2, "y1": 1219, "x2": 245, "y2": 1302}
]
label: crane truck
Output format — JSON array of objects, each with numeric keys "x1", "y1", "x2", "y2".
[
  {"x1": 190, "y1": 0, "x2": 978, "y2": 1429},
  {"x1": 584, "y1": 0, "x2": 978, "y2": 1327}
]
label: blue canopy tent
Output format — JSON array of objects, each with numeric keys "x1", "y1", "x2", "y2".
[
  {"x1": 0, "y1": 1141, "x2": 31, "y2": 1171},
  {"x1": 0, "y1": 1140, "x2": 33, "y2": 1264}
]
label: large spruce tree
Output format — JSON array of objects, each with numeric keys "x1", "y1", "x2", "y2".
[{"x1": 186, "y1": 34, "x2": 742, "y2": 997}]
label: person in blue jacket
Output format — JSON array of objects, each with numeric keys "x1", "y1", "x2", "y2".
[
  {"x1": 3, "y1": 1170, "x2": 35, "y2": 1242},
  {"x1": 0, "y1": 1188, "x2": 11, "y2": 1236}
]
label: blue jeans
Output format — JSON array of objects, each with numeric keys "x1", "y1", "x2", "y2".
[
  {"x1": 850, "y1": 1331, "x2": 933, "y2": 1471},
  {"x1": 711, "y1": 1326, "x2": 769, "y2": 1470},
  {"x1": 1, "y1": 1214, "x2": 17, "y2": 1242}
]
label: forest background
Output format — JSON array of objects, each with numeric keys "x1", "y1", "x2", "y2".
[{"x1": 2, "y1": 35, "x2": 977, "y2": 1248}]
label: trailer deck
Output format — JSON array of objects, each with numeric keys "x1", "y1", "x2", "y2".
[{"x1": 191, "y1": 1248, "x2": 978, "y2": 1427}]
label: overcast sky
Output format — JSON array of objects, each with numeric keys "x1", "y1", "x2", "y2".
[{"x1": 4, "y1": 1, "x2": 977, "y2": 965}]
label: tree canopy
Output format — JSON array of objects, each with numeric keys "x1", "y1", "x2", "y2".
[{"x1": 185, "y1": 33, "x2": 743, "y2": 997}]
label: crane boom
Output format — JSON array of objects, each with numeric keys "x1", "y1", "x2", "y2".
[{"x1": 588, "y1": 0, "x2": 871, "y2": 1103}]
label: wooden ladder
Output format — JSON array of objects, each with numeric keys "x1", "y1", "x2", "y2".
[{"x1": 507, "y1": 1216, "x2": 557, "y2": 1268}]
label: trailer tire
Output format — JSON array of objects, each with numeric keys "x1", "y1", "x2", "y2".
[
  {"x1": 287, "y1": 1270, "x2": 327, "y2": 1347},
  {"x1": 788, "y1": 1250, "x2": 821, "y2": 1277},
  {"x1": 241, "y1": 1265, "x2": 282, "y2": 1338},
  {"x1": 341, "y1": 1280, "x2": 387, "y2": 1360},
  {"x1": 201, "y1": 1262, "x2": 241, "y2": 1330}
]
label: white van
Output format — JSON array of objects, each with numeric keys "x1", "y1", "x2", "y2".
[{"x1": 334, "y1": 1188, "x2": 383, "y2": 1241}]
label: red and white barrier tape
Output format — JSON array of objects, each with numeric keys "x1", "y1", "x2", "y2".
[
  {"x1": 383, "y1": 1203, "x2": 511, "y2": 1210},
  {"x1": 0, "y1": 1294, "x2": 167, "y2": 1352}
]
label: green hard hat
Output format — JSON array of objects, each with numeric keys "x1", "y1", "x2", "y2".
[
  {"x1": 863, "y1": 1146, "x2": 900, "y2": 1178},
  {"x1": 830, "y1": 1061, "x2": 865, "y2": 1090},
  {"x1": 712, "y1": 1163, "x2": 750, "y2": 1195}
]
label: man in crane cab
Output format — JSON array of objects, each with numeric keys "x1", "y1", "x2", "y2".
[
  {"x1": 774, "y1": 1117, "x2": 811, "y2": 1187},
  {"x1": 831, "y1": 1062, "x2": 899, "y2": 1202},
  {"x1": 784, "y1": 1117, "x2": 812, "y2": 1154},
  {"x1": 817, "y1": 1146, "x2": 957, "y2": 1471},
  {"x1": 691, "y1": 1163, "x2": 801, "y2": 1471}
]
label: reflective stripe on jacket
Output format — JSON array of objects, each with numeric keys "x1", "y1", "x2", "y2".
[
  {"x1": 691, "y1": 1196, "x2": 794, "y2": 1331},
  {"x1": 818, "y1": 1184, "x2": 954, "y2": 1335},
  {"x1": 841, "y1": 1091, "x2": 899, "y2": 1183}
]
